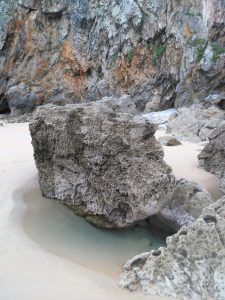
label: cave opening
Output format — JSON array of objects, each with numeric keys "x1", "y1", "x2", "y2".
[
  {"x1": 217, "y1": 98, "x2": 225, "y2": 110},
  {"x1": 0, "y1": 94, "x2": 11, "y2": 114}
]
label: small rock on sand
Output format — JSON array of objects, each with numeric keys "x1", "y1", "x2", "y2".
[{"x1": 158, "y1": 136, "x2": 181, "y2": 146}]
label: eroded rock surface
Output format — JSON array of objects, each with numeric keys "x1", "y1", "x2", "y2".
[
  {"x1": 0, "y1": 0, "x2": 225, "y2": 113},
  {"x1": 199, "y1": 124, "x2": 225, "y2": 193},
  {"x1": 167, "y1": 105, "x2": 225, "y2": 142},
  {"x1": 30, "y1": 96, "x2": 175, "y2": 228},
  {"x1": 120, "y1": 196, "x2": 225, "y2": 300},
  {"x1": 149, "y1": 179, "x2": 213, "y2": 233}
]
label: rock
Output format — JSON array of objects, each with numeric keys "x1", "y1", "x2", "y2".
[
  {"x1": 167, "y1": 105, "x2": 225, "y2": 142},
  {"x1": 0, "y1": 1, "x2": 225, "y2": 113},
  {"x1": 158, "y1": 136, "x2": 181, "y2": 146},
  {"x1": 144, "y1": 96, "x2": 161, "y2": 113},
  {"x1": 168, "y1": 112, "x2": 178, "y2": 122},
  {"x1": 143, "y1": 108, "x2": 178, "y2": 125},
  {"x1": 149, "y1": 179, "x2": 213, "y2": 233},
  {"x1": 120, "y1": 196, "x2": 225, "y2": 299},
  {"x1": 198, "y1": 124, "x2": 225, "y2": 193},
  {"x1": 198, "y1": 127, "x2": 213, "y2": 141},
  {"x1": 205, "y1": 93, "x2": 225, "y2": 110},
  {"x1": 30, "y1": 96, "x2": 175, "y2": 228}
]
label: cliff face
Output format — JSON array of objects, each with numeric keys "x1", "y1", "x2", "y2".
[{"x1": 0, "y1": 0, "x2": 225, "y2": 113}]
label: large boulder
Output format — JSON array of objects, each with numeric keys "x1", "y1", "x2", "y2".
[
  {"x1": 120, "y1": 196, "x2": 225, "y2": 299},
  {"x1": 149, "y1": 179, "x2": 213, "y2": 233},
  {"x1": 30, "y1": 96, "x2": 175, "y2": 228},
  {"x1": 198, "y1": 124, "x2": 225, "y2": 192}
]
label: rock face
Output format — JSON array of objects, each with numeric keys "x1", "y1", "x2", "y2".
[
  {"x1": 205, "y1": 93, "x2": 225, "y2": 110},
  {"x1": 30, "y1": 96, "x2": 175, "y2": 228},
  {"x1": 167, "y1": 105, "x2": 225, "y2": 142},
  {"x1": 120, "y1": 196, "x2": 225, "y2": 300},
  {"x1": 199, "y1": 124, "x2": 225, "y2": 193},
  {"x1": 0, "y1": 0, "x2": 225, "y2": 113},
  {"x1": 149, "y1": 179, "x2": 213, "y2": 233}
]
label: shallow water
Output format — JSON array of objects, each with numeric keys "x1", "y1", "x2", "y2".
[{"x1": 24, "y1": 188, "x2": 165, "y2": 275}]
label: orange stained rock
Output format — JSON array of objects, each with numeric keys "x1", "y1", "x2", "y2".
[
  {"x1": 59, "y1": 40, "x2": 88, "y2": 100},
  {"x1": 183, "y1": 24, "x2": 193, "y2": 39}
]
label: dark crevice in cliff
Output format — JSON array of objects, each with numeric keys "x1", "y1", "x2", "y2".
[
  {"x1": 43, "y1": 10, "x2": 65, "y2": 19},
  {"x1": 0, "y1": 94, "x2": 11, "y2": 114}
]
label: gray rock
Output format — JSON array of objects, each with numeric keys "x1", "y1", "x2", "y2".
[
  {"x1": 205, "y1": 93, "x2": 225, "y2": 110},
  {"x1": 120, "y1": 196, "x2": 225, "y2": 300},
  {"x1": 143, "y1": 108, "x2": 178, "y2": 126},
  {"x1": 167, "y1": 106, "x2": 225, "y2": 142},
  {"x1": 18, "y1": 0, "x2": 38, "y2": 9},
  {"x1": 30, "y1": 96, "x2": 175, "y2": 228},
  {"x1": 42, "y1": 0, "x2": 68, "y2": 15},
  {"x1": 158, "y1": 136, "x2": 181, "y2": 146},
  {"x1": 1, "y1": 0, "x2": 225, "y2": 113},
  {"x1": 144, "y1": 96, "x2": 161, "y2": 113},
  {"x1": 198, "y1": 124, "x2": 225, "y2": 193},
  {"x1": 149, "y1": 179, "x2": 213, "y2": 233},
  {"x1": 198, "y1": 127, "x2": 213, "y2": 141}
]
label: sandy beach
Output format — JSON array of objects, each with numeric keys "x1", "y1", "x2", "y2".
[{"x1": 0, "y1": 123, "x2": 222, "y2": 300}]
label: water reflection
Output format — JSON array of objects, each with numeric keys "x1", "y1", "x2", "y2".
[{"x1": 24, "y1": 189, "x2": 165, "y2": 275}]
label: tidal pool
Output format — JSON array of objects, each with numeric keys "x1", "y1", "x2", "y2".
[{"x1": 24, "y1": 188, "x2": 165, "y2": 275}]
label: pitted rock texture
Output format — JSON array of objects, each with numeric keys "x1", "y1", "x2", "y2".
[
  {"x1": 120, "y1": 196, "x2": 225, "y2": 300},
  {"x1": 30, "y1": 95, "x2": 175, "y2": 228},
  {"x1": 149, "y1": 178, "x2": 213, "y2": 233},
  {"x1": 198, "y1": 124, "x2": 225, "y2": 193},
  {"x1": 0, "y1": 0, "x2": 225, "y2": 113}
]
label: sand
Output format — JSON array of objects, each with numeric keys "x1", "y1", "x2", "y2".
[
  {"x1": 0, "y1": 123, "x2": 222, "y2": 300},
  {"x1": 156, "y1": 130, "x2": 223, "y2": 200}
]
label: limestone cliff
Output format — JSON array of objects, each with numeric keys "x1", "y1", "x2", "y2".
[{"x1": 0, "y1": 0, "x2": 225, "y2": 113}]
